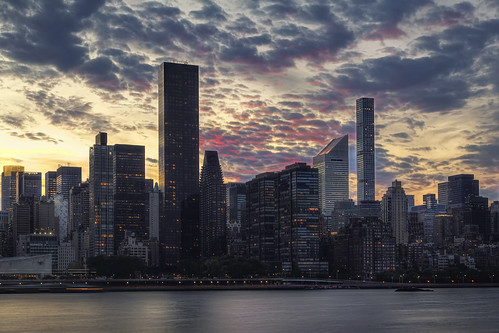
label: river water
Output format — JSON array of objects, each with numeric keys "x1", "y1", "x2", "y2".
[{"x1": 1, "y1": 288, "x2": 498, "y2": 332}]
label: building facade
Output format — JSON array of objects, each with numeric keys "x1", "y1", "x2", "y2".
[
  {"x1": 45, "y1": 171, "x2": 57, "y2": 200},
  {"x1": 56, "y1": 166, "x2": 82, "y2": 201},
  {"x1": 199, "y1": 151, "x2": 226, "y2": 257},
  {"x1": 356, "y1": 97, "x2": 375, "y2": 203},
  {"x1": 113, "y1": 144, "x2": 146, "y2": 252},
  {"x1": 381, "y1": 180, "x2": 408, "y2": 244},
  {"x1": 1, "y1": 165, "x2": 24, "y2": 211},
  {"x1": 89, "y1": 132, "x2": 114, "y2": 256},
  {"x1": 313, "y1": 134, "x2": 349, "y2": 217},
  {"x1": 158, "y1": 62, "x2": 199, "y2": 264}
]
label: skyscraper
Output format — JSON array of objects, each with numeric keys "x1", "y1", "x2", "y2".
[
  {"x1": 356, "y1": 97, "x2": 375, "y2": 203},
  {"x1": 1, "y1": 165, "x2": 24, "y2": 211},
  {"x1": 199, "y1": 151, "x2": 226, "y2": 257},
  {"x1": 313, "y1": 134, "x2": 349, "y2": 217},
  {"x1": 113, "y1": 144, "x2": 146, "y2": 251},
  {"x1": 158, "y1": 62, "x2": 199, "y2": 264},
  {"x1": 447, "y1": 174, "x2": 479, "y2": 207},
  {"x1": 45, "y1": 171, "x2": 57, "y2": 200},
  {"x1": 277, "y1": 163, "x2": 325, "y2": 276},
  {"x1": 56, "y1": 166, "x2": 82, "y2": 200},
  {"x1": 381, "y1": 180, "x2": 408, "y2": 244},
  {"x1": 16, "y1": 172, "x2": 42, "y2": 202},
  {"x1": 89, "y1": 132, "x2": 114, "y2": 256}
]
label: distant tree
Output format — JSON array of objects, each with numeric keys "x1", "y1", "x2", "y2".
[{"x1": 87, "y1": 256, "x2": 146, "y2": 278}]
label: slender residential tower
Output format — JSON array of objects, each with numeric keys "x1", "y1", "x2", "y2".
[
  {"x1": 356, "y1": 97, "x2": 375, "y2": 203},
  {"x1": 158, "y1": 62, "x2": 199, "y2": 264},
  {"x1": 313, "y1": 134, "x2": 349, "y2": 217},
  {"x1": 89, "y1": 132, "x2": 114, "y2": 256}
]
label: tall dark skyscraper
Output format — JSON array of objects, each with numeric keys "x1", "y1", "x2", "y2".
[
  {"x1": 56, "y1": 166, "x2": 82, "y2": 200},
  {"x1": 356, "y1": 97, "x2": 375, "y2": 203},
  {"x1": 89, "y1": 132, "x2": 114, "y2": 256},
  {"x1": 447, "y1": 174, "x2": 479, "y2": 207},
  {"x1": 158, "y1": 62, "x2": 199, "y2": 264},
  {"x1": 199, "y1": 151, "x2": 226, "y2": 257},
  {"x1": 113, "y1": 144, "x2": 146, "y2": 251},
  {"x1": 45, "y1": 171, "x2": 57, "y2": 200}
]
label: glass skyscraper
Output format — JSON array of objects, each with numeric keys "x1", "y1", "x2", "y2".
[
  {"x1": 1, "y1": 165, "x2": 24, "y2": 211},
  {"x1": 113, "y1": 144, "x2": 146, "y2": 252},
  {"x1": 356, "y1": 97, "x2": 375, "y2": 203},
  {"x1": 56, "y1": 166, "x2": 82, "y2": 201},
  {"x1": 158, "y1": 62, "x2": 199, "y2": 264},
  {"x1": 89, "y1": 132, "x2": 114, "y2": 256},
  {"x1": 313, "y1": 134, "x2": 349, "y2": 217}
]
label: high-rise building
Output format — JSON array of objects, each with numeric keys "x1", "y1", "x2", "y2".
[
  {"x1": 356, "y1": 97, "x2": 375, "y2": 203},
  {"x1": 158, "y1": 62, "x2": 199, "y2": 264},
  {"x1": 277, "y1": 163, "x2": 326, "y2": 276},
  {"x1": 113, "y1": 144, "x2": 146, "y2": 252},
  {"x1": 246, "y1": 172, "x2": 279, "y2": 267},
  {"x1": 313, "y1": 134, "x2": 349, "y2": 217},
  {"x1": 226, "y1": 183, "x2": 247, "y2": 256},
  {"x1": 490, "y1": 201, "x2": 499, "y2": 240},
  {"x1": 56, "y1": 166, "x2": 82, "y2": 201},
  {"x1": 447, "y1": 174, "x2": 479, "y2": 207},
  {"x1": 149, "y1": 183, "x2": 161, "y2": 241},
  {"x1": 199, "y1": 151, "x2": 226, "y2": 257},
  {"x1": 1, "y1": 165, "x2": 24, "y2": 211},
  {"x1": 69, "y1": 182, "x2": 89, "y2": 233},
  {"x1": 16, "y1": 172, "x2": 42, "y2": 202},
  {"x1": 438, "y1": 182, "x2": 448, "y2": 205},
  {"x1": 89, "y1": 132, "x2": 114, "y2": 256},
  {"x1": 45, "y1": 171, "x2": 57, "y2": 200},
  {"x1": 381, "y1": 180, "x2": 408, "y2": 244},
  {"x1": 245, "y1": 164, "x2": 327, "y2": 276}
]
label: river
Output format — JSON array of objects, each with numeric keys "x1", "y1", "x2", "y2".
[{"x1": 1, "y1": 288, "x2": 498, "y2": 332}]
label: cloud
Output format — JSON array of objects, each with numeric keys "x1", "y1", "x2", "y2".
[
  {"x1": 10, "y1": 131, "x2": 62, "y2": 144},
  {"x1": 0, "y1": 0, "x2": 105, "y2": 71},
  {"x1": 24, "y1": 89, "x2": 113, "y2": 134}
]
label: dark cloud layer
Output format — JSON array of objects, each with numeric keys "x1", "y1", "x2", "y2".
[{"x1": 0, "y1": 0, "x2": 497, "y2": 201}]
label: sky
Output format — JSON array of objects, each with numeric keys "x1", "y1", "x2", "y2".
[{"x1": 0, "y1": 0, "x2": 498, "y2": 205}]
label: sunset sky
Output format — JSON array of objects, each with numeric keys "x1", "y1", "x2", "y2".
[{"x1": 0, "y1": 0, "x2": 498, "y2": 205}]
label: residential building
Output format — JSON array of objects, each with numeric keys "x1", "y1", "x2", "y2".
[
  {"x1": 158, "y1": 62, "x2": 199, "y2": 264},
  {"x1": 356, "y1": 97, "x2": 375, "y2": 203}
]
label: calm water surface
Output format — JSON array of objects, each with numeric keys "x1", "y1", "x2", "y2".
[{"x1": 1, "y1": 288, "x2": 498, "y2": 332}]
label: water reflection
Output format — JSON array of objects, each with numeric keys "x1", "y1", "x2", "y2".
[{"x1": 0, "y1": 289, "x2": 497, "y2": 332}]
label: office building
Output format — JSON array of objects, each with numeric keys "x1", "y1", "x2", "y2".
[
  {"x1": 199, "y1": 151, "x2": 226, "y2": 257},
  {"x1": 381, "y1": 180, "x2": 408, "y2": 244},
  {"x1": 89, "y1": 132, "x2": 114, "y2": 256},
  {"x1": 1, "y1": 165, "x2": 24, "y2": 211},
  {"x1": 278, "y1": 163, "x2": 326, "y2": 276},
  {"x1": 16, "y1": 172, "x2": 42, "y2": 202},
  {"x1": 113, "y1": 144, "x2": 146, "y2": 252},
  {"x1": 69, "y1": 182, "x2": 89, "y2": 233},
  {"x1": 45, "y1": 171, "x2": 57, "y2": 200},
  {"x1": 246, "y1": 172, "x2": 279, "y2": 267},
  {"x1": 356, "y1": 97, "x2": 375, "y2": 203},
  {"x1": 226, "y1": 183, "x2": 247, "y2": 256},
  {"x1": 313, "y1": 134, "x2": 349, "y2": 217},
  {"x1": 438, "y1": 182, "x2": 448, "y2": 205},
  {"x1": 56, "y1": 166, "x2": 82, "y2": 200},
  {"x1": 447, "y1": 174, "x2": 479, "y2": 207},
  {"x1": 158, "y1": 62, "x2": 199, "y2": 264}
]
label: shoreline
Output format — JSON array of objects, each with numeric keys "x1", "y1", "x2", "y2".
[{"x1": 1, "y1": 279, "x2": 498, "y2": 294}]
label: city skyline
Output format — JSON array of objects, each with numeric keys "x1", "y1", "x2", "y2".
[{"x1": 0, "y1": 0, "x2": 498, "y2": 205}]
